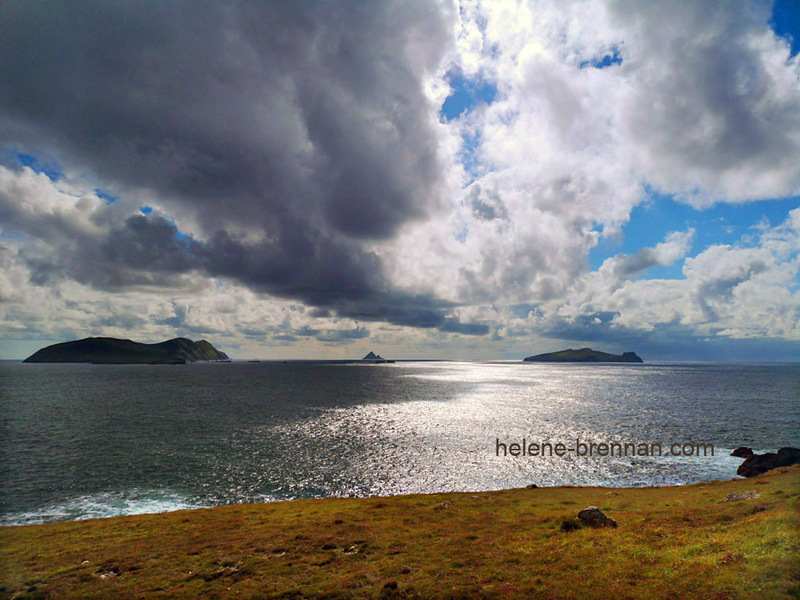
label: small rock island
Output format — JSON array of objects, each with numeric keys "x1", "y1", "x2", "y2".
[
  {"x1": 524, "y1": 348, "x2": 643, "y2": 363},
  {"x1": 361, "y1": 351, "x2": 394, "y2": 363},
  {"x1": 23, "y1": 337, "x2": 230, "y2": 365}
]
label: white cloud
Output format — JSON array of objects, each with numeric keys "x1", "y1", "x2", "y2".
[
  {"x1": 609, "y1": 0, "x2": 800, "y2": 205},
  {"x1": 526, "y1": 208, "x2": 800, "y2": 341},
  {"x1": 380, "y1": 0, "x2": 800, "y2": 345}
]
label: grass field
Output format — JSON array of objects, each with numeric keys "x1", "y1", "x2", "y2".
[{"x1": 1, "y1": 465, "x2": 798, "y2": 599}]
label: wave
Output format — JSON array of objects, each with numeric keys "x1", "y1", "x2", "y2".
[{"x1": 0, "y1": 488, "x2": 207, "y2": 527}]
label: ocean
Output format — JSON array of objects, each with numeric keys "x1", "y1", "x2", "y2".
[{"x1": 1, "y1": 360, "x2": 798, "y2": 525}]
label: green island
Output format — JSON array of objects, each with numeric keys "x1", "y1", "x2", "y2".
[
  {"x1": 1, "y1": 466, "x2": 797, "y2": 599},
  {"x1": 22, "y1": 337, "x2": 229, "y2": 365},
  {"x1": 524, "y1": 348, "x2": 644, "y2": 363}
]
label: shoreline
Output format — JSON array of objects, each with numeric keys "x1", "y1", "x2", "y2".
[
  {"x1": 2, "y1": 465, "x2": 798, "y2": 598},
  {"x1": 0, "y1": 462, "x2": 751, "y2": 528}
]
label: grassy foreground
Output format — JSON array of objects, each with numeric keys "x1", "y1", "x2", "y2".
[{"x1": 2, "y1": 467, "x2": 798, "y2": 599}]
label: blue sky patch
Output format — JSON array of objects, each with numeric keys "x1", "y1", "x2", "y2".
[
  {"x1": 439, "y1": 72, "x2": 498, "y2": 182},
  {"x1": 458, "y1": 129, "x2": 485, "y2": 183},
  {"x1": 440, "y1": 73, "x2": 497, "y2": 121},
  {"x1": 771, "y1": 0, "x2": 800, "y2": 57},
  {"x1": 164, "y1": 216, "x2": 191, "y2": 242},
  {"x1": 579, "y1": 47, "x2": 623, "y2": 69},
  {"x1": 95, "y1": 190, "x2": 118, "y2": 204},
  {"x1": 588, "y1": 193, "x2": 800, "y2": 280},
  {"x1": 139, "y1": 206, "x2": 153, "y2": 215},
  {"x1": 16, "y1": 152, "x2": 63, "y2": 181}
]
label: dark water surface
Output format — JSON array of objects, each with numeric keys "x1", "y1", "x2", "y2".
[{"x1": 1, "y1": 360, "x2": 798, "y2": 524}]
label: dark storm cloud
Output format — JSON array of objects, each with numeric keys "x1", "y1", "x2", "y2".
[
  {"x1": 0, "y1": 1, "x2": 449, "y2": 232},
  {"x1": 17, "y1": 209, "x2": 487, "y2": 334},
  {"x1": 0, "y1": 0, "x2": 485, "y2": 333},
  {"x1": 315, "y1": 328, "x2": 370, "y2": 343},
  {"x1": 102, "y1": 215, "x2": 201, "y2": 274},
  {"x1": 439, "y1": 318, "x2": 490, "y2": 336}
]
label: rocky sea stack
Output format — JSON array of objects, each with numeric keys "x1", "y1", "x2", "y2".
[
  {"x1": 23, "y1": 337, "x2": 229, "y2": 364},
  {"x1": 361, "y1": 351, "x2": 394, "y2": 363}
]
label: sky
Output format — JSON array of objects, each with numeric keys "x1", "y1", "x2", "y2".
[{"x1": 0, "y1": 0, "x2": 799, "y2": 361}]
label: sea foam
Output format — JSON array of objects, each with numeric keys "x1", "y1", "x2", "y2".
[{"x1": 0, "y1": 489, "x2": 205, "y2": 526}]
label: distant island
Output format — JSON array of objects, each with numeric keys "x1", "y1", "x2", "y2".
[
  {"x1": 361, "y1": 351, "x2": 394, "y2": 363},
  {"x1": 523, "y1": 348, "x2": 643, "y2": 363},
  {"x1": 23, "y1": 337, "x2": 230, "y2": 364}
]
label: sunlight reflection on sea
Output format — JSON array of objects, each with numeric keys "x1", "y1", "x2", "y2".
[{"x1": 1, "y1": 360, "x2": 797, "y2": 524}]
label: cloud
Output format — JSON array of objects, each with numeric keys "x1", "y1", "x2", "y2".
[
  {"x1": 380, "y1": 0, "x2": 800, "y2": 342},
  {"x1": 0, "y1": 1, "x2": 461, "y2": 304},
  {"x1": 0, "y1": 0, "x2": 798, "y2": 359},
  {"x1": 439, "y1": 318, "x2": 490, "y2": 336},
  {"x1": 315, "y1": 328, "x2": 371, "y2": 343},
  {"x1": 608, "y1": 0, "x2": 800, "y2": 205},
  {"x1": 526, "y1": 208, "x2": 800, "y2": 342},
  {"x1": 599, "y1": 230, "x2": 695, "y2": 282}
]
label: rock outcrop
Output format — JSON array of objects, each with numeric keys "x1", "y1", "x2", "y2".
[
  {"x1": 730, "y1": 447, "x2": 754, "y2": 458},
  {"x1": 736, "y1": 447, "x2": 800, "y2": 477}
]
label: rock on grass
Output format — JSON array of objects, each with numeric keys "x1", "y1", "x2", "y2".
[{"x1": 578, "y1": 506, "x2": 617, "y2": 528}]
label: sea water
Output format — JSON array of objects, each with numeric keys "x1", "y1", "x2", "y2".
[{"x1": 1, "y1": 360, "x2": 798, "y2": 525}]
